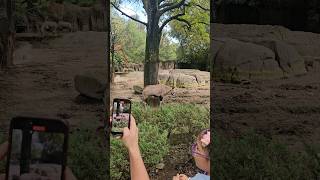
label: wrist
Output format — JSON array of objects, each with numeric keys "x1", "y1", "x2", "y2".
[{"x1": 128, "y1": 145, "x2": 140, "y2": 156}]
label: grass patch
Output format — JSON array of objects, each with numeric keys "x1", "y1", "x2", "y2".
[
  {"x1": 68, "y1": 128, "x2": 108, "y2": 180},
  {"x1": 212, "y1": 131, "x2": 320, "y2": 180}
]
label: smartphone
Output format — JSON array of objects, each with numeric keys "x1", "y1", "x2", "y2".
[
  {"x1": 111, "y1": 98, "x2": 132, "y2": 136},
  {"x1": 5, "y1": 117, "x2": 69, "y2": 180}
]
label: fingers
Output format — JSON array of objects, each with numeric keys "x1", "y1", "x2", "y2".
[
  {"x1": 0, "y1": 141, "x2": 8, "y2": 161},
  {"x1": 130, "y1": 115, "x2": 137, "y2": 129},
  {"x1": 122, "y1": 127, "x2": 130, "y2": 138}
]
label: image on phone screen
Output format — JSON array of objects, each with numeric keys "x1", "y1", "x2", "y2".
[
  {"x1": 111, "y1": 100, "x2": 131, "y2": 133},
  {"x1": 8, "y1": 128, "x2": 65, "y2": 180}
]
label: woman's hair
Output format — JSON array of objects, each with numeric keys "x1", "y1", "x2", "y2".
[{"x1": 197, "y1": 129, "x2": 210, "y2": 155}]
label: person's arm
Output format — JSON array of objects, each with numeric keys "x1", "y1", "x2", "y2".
[{"x1": 122, "y1": 115, "x2": 149, "y2": 180}]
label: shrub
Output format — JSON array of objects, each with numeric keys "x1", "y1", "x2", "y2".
[
  {"x1": 132, "y1": 102, "x2": 209, "y2": 137},
  {"x1": 68, "y1": 129, "x2": 108, "y2": 180},
  {"x1": 212, "y1": 130, "x2": 320, "y2": 180},
  {"x1": 110, "y1": 121, "x2": 169, "y2": 180}
]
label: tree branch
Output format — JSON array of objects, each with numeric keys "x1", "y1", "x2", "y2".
[
  {"x1": 159, "y1": 13, "x2": 190, "y2": 32},
  {"x1": 190, "y1": 3, "x2": 210, "y2": 11},
  {"x1": 158, "y1": 0, "x2": 166, "y2": 5},
  {"x1": 159, "y1": 0, "x2": 186, "y2": 15},
  {"x1": 191, "y1": 21, "x2": 209, "y2": 26},
  {"x1": 175, "y1": 18, "x2": 192, "y2": 28},
  {"x1": 111, "y1": 2, "x2": 147, "y2": 26},
  {"x1": 159, "y1": 2, "x2": 175, "y2": 9}
]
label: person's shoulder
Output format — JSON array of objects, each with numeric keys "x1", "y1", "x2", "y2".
[{"x1": 189, "y1": 173, "x2": 210, "y2": 180}]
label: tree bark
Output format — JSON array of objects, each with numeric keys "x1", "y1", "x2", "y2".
[
  {"x1": 144, "y1": 1, "x2": 161, "y2": 86},
  {"x1": 0, "y1": 0, "x2": 15, "y2": 68}
]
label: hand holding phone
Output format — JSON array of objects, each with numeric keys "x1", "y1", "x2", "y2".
[
  {"x1": 121, "y1": 115, "x2": 139, "y2": 152},
  {"x1": 5, "y1": 117, "x2": 69, "y2": 180},
  {"x1": 111, "y1": 98, "x2": 132, "y2": 136}
]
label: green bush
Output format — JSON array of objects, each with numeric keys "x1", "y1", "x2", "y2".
[
  {"x1": 132, "y1": 102, "x2": 209, "y2": 137},
  {"x1": 212, "y1": 131, "x2": 320, "y2": 180},
  {"x1": 110, "y1": 137, "x2": 129, "y2": 179},
  {"x1": 111, "y1": 121, "x2": 169, "y2": 180},
  {"x1": 68, "y1": 129, "x2": 108, "y2": 180}
]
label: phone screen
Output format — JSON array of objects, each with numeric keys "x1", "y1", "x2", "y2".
[
  {"x1": 7, "y1": 126, "x2": 65, "y2": 180},
  {"x1": 111, "y1": 99, "x2": 131, "y2": 134}
]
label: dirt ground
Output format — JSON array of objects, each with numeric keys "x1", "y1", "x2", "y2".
[
  {"x1": 111, "y1": 71, "x2": 210, "y2": 106},
  {"x1": 0, "y1": 32, "x2": 108, "y2": 133},
  {"x1": 213, "y1": 73, "x2": 320, "y2": 152}
]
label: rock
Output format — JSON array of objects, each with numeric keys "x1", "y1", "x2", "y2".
[
  {"x1": 213, "y1": 38, "x2": 282, "y2": 80},
  {"x1": 156, "y1": 163, "x2": 165, "y2": 170},
  {"x1": 211, "y1": 23, "x2": 320, "y2": 64},
  {"x1": 194, "y1": 74, "x2": 206, "y2": 86},
  {"x1": 303, "y1": 56, "x2": 320, "y2": 72},
  {"x1": 170, "y1": 69, "x2": 208, "y2": 86},
  {"x1": 142, "y1": 84, "x2": 172, "y2": 101},
  {"x1": 176, "y1": 73, "x2": 198, "y2": 88},
  {"x1": 57, "y1": 21, "x2": 73, "y2": 32},
  {"x1": 133, "y1": 85, "x2": 143, "y2": 94},
  {"x1": 166, "y1": 73, "x2": 180, "y2": 88},
  {"x1": 238, "y1": 38, "x2": 306, "y2": 75},
  {"x1": 41, "y1": 21, "x2": 58, "y2": 36},
  {"x1": 74, "y1": 69, "x2": 107, "y2": 99},
  {"x1": 158, "y1": 71, "x2": 171, "y2": 84}
]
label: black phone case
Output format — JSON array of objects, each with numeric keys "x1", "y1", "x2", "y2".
[
  {"x1": 110, "y1": 98, "x2": 132, "y2": 136},
  {"x1": 5, "y1": 116, "x2": 69, "y2": 180}
]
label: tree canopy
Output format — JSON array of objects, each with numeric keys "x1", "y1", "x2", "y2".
[
  {"x1": 169, "y1": 0, "x2": 209, "y2": 70},
  {"x1": 111, "y1": 7, "x2": 178, "y2": 66}
]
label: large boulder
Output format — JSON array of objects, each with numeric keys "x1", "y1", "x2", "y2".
[
  {"x1": 238, "y1": 38, "x2": 307, "y2": 75},
  {"x1": 41, "y1": 21, "x2": 58, "y2": 36},
  {"x1": 170, "y1": 69, "x2": 209, "y2": 86},
  {"x1": 142, "y1": 84, "x2": 173, "y2": 101},
  {"x1": 213, "y1": 38, "x2": 282, "y2": 80},
  {"x1": 158, "y1": 70, "x2": 171, "y2": 84},
  {"x1": 57, "y1": 21, "x2": 73, "y2": 32},
  {"x1": 74, "y1": 69, "x2": 107, "y2": 99},
  {"x1": 211, "y1": 23, "x2": 320, "y2": 62},
  {"x1": 142, "y1": 84, "x2": 173, "y2": 107},
  {"x1": 159, "y1": 69, "x2": 209, "y2": 87},
  {"x1": 176, "y1": 73, "x2": 199, "y2": 88}
]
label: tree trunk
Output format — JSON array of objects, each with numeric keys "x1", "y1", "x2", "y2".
[
  {"x1": 111, "y1": 39, "x2": 115, "y2": 83},
  {"x1": 0, "y1": 0, "x2": 15, "y2": 68},
  {"x1": 104, "y1": 0, "x2": 110, "y2": 126},
  {"x1": 144, "y1": 4, "x2": 161, "y2": 86}
]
